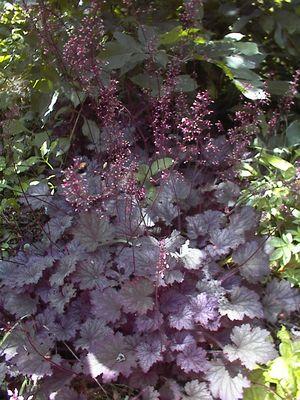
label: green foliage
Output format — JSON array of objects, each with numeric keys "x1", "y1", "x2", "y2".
[
  {"x1": 0, "y1": 3, "x2": 72, "y2": 256},
  {"x1": 240, "y1": 145, "x2": 300, "y2": 284},
  {"x1": 244, "y1": 326, "x2": 300, "y2": 400}
]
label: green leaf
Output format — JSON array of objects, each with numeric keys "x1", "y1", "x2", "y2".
[
  {"x1": 137, "y1": 158, "x2": 174, "y2": 182},
  {"x1": 67, "y1": 89, "x2": 86, "y2": 108},
  {"x1": 32, "y1": 132, "x2": 51, "y2": 148},
  {"x1": 277, "y1": 326, "x2": 290, "y2": 345},
  {"x1": 265, "y1": 357, "x2": 290, "y2": 382},
  {"x1": 270, "y1": 247, "x2": 284, "y2": 261},
  {"x1": 0, "y1": 54, "x2": 10, "y2": 63},
  {"x1": 244, "y1": 369, "x2": 276, "y2": 400},
  {"x1": 259, "y1": 15, "x2": 275, "y2": 33},
  {"x1": 159, "y1": 26, "x2": 183, "y2": 45},
  {"x1": 136, "y1": 164, "x2": 150, "y2": 183},
  {"x1": 234, "y1": 42, "x2": 260, "y2": 56},
  {"x1": 270, "y1": 237, "x2": 285, "y2": 248},
  {"x1": 100, "y1": 42, "x2": 134, "y2": 70},
  {"x1": 0, "y1": 156, "x2": 6, "y2": 172},
  {"x1": 55, "y1": 137, "x2": 70, "y2": 156},
  {"x1": 283, "y1": 233, "x2": 293, "y2": 244},
  {"x1": 282, "y1": 247, "x2": 292, "y2": 265},
  {"x1": 40, "y1": 140, "x2": 50, "y2": 157},
  {"x1": 33, "y1": 78, "x2": 53, "y2": 93},
  {"x1": 233, "y1": 79, "x2": 266, "y2": 100},
  {"x1": 286, "y1": 121, "x2": 300, "y2": 147},
  {"x1": 175, "y1": 75, "x2": 197, "y2": 92},
  {"x1": 283, "y1": 268, "x2": 300, "y2": 286},
  {"x1": 137, "y1": 25, "x2": 157, "y2": 46},
  {"x1": 114, "y1": 31, "x2": 141, "y2": 51},
  {"x1": 150, "y1": 158, "x2": 174, "y2": 175},
  {"x1": 267, "y1": 80, "x2": 290, "y2": 96},
  {"x1": 154, "y1": 50, "x2": 169, "y2": 67},
  {"x1": 15, "y1": 156, "x2": 40, "y2": 173},
  {"x1": 226, "y1": 54, "x2": 255, "y2": 69},
  {"x1": 6, "y1": 119, "x2": 29, "y2": 135},
  {"x1": 263, "y1": 154, "x2": 295, "y2": 172}
]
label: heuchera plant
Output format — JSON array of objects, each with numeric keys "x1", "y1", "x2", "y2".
[
  {"x1": 0, "y1": 1, "x2": 300, "y2": 400},
  {"x1": 1, "y1": 105, "x2": 300, "y2": 400}
]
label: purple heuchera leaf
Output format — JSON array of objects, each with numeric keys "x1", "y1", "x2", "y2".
[
  {"x1": 72, "y1": 252, "x2": 111, "y2": 290},
  {"x1": 148, "y1": 186, "x2": 180, "y2": 225},
  {"x1": 186, "y1": 210, "x2": 225, "y2": 239},
  {"x1": 229, "y1": 206, "x2": 259, "y2": 236},
  {"x1": 49, "y1": 254, "x2": 78, "y2": 287},
  {"x1": 163, "y1": 267, "x2": 184, "y2": 285},
  {"x1": 219, "y1": 286, "x2": 263, "y2": 321},
  {"x1": 120, "y1": 278, "x2": 154, "y2": 315},
  {"x1": 170, "y1": 332, "x2": 196, "y2": 352},
  {"x1": 164, "y1": 230, "x2": 185, "y2": 252},
  {"x1": 112, "y1": 197, "x2": 143, "y2": 234},
  {"x1": 214, "y1": 181, "x2": 240, "y2": 207},
  {"x1": 182, "y1": 380, "x2": 212, "y2": 400},
  {"x1": 48, "y1": 309, "x2": 80, "y2": 341},
  {"x1": 72, "y1": 211, "x2": 115, "y2": 251},
  {"x1": 176, "y1": 240, "x2": 205, "y2": 270},
  {"x1": 117, "y1": 237, "x2": 159, "y2": 280},
  {"x1": 169, "y1": 303, "x2": 194, "y2": 330},
  {"x1": 188, "y1": 293, "x2": 220, "y2": 330},
  {"x1": 208, "y1": 228, "x2": 243, "y2": 257},
  {"x1": 4, "y1": 291, "x2": 37, "y2": 318},
  {"x1": 223, "y1": 324, "x2": 277, "y2": 369},
  {"x1": 232, "y1": 241, "x2": 270, "y2": 283},
  {"x1": 11, "y1": 338, "x2": 62, "y2": 378},
  {"x1": 33, "y1": 369, "x2": 74, "y2": 400},
  {"x1": 135, "y1": 311, "x2": 164, "y2": 333},
  {"x1": 142, "y1": 386, "x2": 160, "y2": 400},
  {"x1": 91, "y1": 288, "x2": 122, "y2": 323},
  {"x1": 176, "y1": 343, "x2": 208, "y2": 373},
  {"x1": 206, "y1": 361, "x2": 250, "y2": 400},
  {"x1": 21, "y1": 182, "x2": 50, "y2": 210},
  {"x1": 86, "y1": 332, "x2": 137, "y2": 382},
  {"x1": 2, "y1": 255, "x2": 54, "y2": 288},
  {"x1": 262, "y1": 278, "x2": 300, "y2": 322},
  {"x1": 43, "y1": 215, "x2": 73, "y2": 243},
  {"x1": 75, "y1": 318, "x2": 113, "y2": 350},
  {"x1": 47, "y1": 284, "x2": 76, "y2": 313},
  {"x1": 136, "y1": 335, "x2": 165, "y2": 372},
  {"x1": 159, "y1": 379, "x2": 182, "y2": 400},
  {"x1": 148, "y1": 173, "x2": 189, "y2": 226}
]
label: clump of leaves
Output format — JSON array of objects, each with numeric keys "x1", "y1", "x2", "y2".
[
  {"x1": 0, "y1": 149, "x2": 299, "y2": 400},
  {"x1": 244, "y1": 325, "x2": 300, "y2": 400},
  {"x1": 0, "y1": 2, "x2": 74, "y2": 257},
  {"x1": 239, "y1": 145, "x2": 300, "y2": 285}
]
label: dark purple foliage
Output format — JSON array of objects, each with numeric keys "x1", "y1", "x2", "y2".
[{"x1": 1, "y1": 162, "x2": 299, "y2": 399}]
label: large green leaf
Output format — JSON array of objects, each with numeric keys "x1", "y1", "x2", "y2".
[
  {"x1": 175, "y1": 75, "x2": 198, "y2": 92},
  {"x1": 263, "y1": 154, "x2": 295, "y2": 172},
  {"x1": 150, "y1": 158, "x2": 174, "y2": 175},
  {"x1": 286, "y1": 121, "x2": 300, "y2": 147}
]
